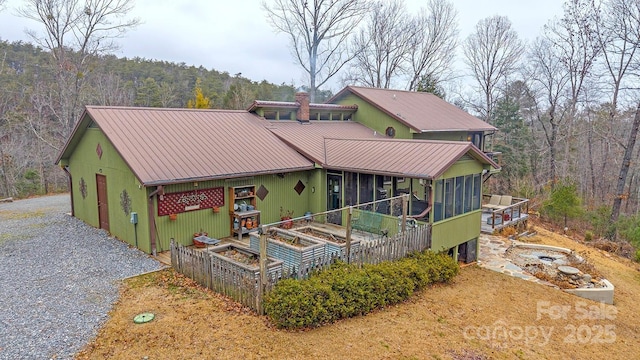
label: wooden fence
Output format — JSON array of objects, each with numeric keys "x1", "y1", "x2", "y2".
[
  {"x1": 265, "y1": 223, "x2": 432, "y2": 283},
  {"x1": 171, "y1": 242, "x2": 262, "y2": 309},
  {"x1": 171, "y1": 224, "x2": 431, "y2": 312}
]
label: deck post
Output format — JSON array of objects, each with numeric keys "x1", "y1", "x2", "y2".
[
  {"x1": 345, "y1": 207, "x2": 352, "y2": 263},
  {"x1": 258, "y1": 227, "x2": 267, "y2": 315},
  {"x1": 401, "y1": 194, "x2": 408, "y2": 234}
]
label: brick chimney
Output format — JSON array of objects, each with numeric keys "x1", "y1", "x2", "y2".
[{"x1": 295, "y1": 92, "x2": 310, "y2": 123}]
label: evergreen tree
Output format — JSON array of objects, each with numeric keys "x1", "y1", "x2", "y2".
[
  {"x1": 542, "y1": 181, "x2": 582, "y2": 228},
  {"x1": 491, "y1": 95, "x2": 531, "y2": 193},
  {"x1": 416, "y1": 74, "x2": 445, "y2": 99}
]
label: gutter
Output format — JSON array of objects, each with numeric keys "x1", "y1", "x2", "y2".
[
  {"x1": 141, "y1": 166, "x2": 315, "y2": 187},
  {"x1": 421, "y1": 128, "x2": 497, "y2": 133},
  {"x1": 147, "y1": 185, "x2": 164, "y2": 256},
  {"x1": 62, "y1": 165, "x2": 75, "y2": 216}
]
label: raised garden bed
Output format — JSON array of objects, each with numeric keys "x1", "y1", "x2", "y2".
[
  {"x1": 290, "y1": 225, "x2": 361, "y2": 257},
  {"x1": 249, "y1": 229, "x2": 325, "y2": 272},
  {"x1": 207, "y1": 243, "x2": 283, "y2": 278}
]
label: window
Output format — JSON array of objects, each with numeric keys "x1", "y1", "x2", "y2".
[
  {"x1": 359, "y1": 173, "x2": 374, "y2": 210},
  {"x1": 444, "y1": 178, "x2": 454, "y2": 218},
  {"x1": 434, "y1": 180, "x2": 444, "y2": 222},
  {"x1": 432, "y1": 172, "x2": 482, "y2": 222},
  {"x1": 473, "y1": 173, "x2": 481, "y2": 210},
  {"x1": 454, "y1": 176, "x2": 464, "y2": 216},
  {"x1": 344, "y1": 172, "x2": 358, "y2": 206},
  {"x1": 464, "y1": 175, "x2": 473, "y2": 213},
  {"x1": 467, "y1": 132, "x2": 483, "y2": 150}
]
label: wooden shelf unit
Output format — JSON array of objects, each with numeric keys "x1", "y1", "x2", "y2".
[{"x1": 229, "y1": 185, "x2": 260, "y2": 240}]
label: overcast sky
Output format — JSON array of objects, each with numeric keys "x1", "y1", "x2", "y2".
[{"x1": 0, "y1": 0, "x2": 565, "y2": 92}]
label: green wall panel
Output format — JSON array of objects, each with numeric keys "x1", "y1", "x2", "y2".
[
  {"x1": 307, "y1": 169, "x2": 326, "y2": 214},
  {"x1": 67, "y1": 128, "x2": 150, "y2": 252},
  {"x1": 255, "y1": 171, "x2": 312, "y2": 225},
  {"x1": 336, "y1": 94, "x2": 413, "y2": 138},
  {"x1": 153, "y1": 179, "x2": 228, "y2": 252},
  {"x1": 152, "y1": 171, "x2": 314, "y2": 251},
  {"x1": 439, "y1": 160, "x2": 484, "y2": 180},
  {"x1": 431, "y1": 211, "x2": 481, "y2": 251}
]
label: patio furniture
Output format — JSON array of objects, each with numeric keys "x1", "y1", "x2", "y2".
[
  {"x1": 482, "y1": 195, "x2": 502, "y2": 210},
  {"x1": 498, "y1": 195, "x2": 512, "y2": 208},
  {"x1": 352, "y1": 210, "x2": 388, "y2": 239},
  {"x1": 483, "y1": 195, "x2": 514, "y2": 211}
]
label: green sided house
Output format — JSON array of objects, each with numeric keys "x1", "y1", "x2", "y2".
[{"x1": 56, "y1": 86, "x2": 499, "y2": 262}]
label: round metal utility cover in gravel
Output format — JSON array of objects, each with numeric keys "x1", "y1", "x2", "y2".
[
  {"x1": 558, "y1": 266, "x2": 580, "y2": 275},
  {"x1": 134, "y1": 312, "x2": 155, "y2": 324}
]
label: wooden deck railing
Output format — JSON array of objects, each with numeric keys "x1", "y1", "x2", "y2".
[{"x1": 482, "y1": 195, "x2": 529, "y2": 230}]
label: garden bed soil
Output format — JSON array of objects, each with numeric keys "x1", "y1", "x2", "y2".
[
  {"x1": 290, "y1": 225, "x2": 362, "y2": 257},
  {"x1": 207, "y1": 244, "x2": 283, "y2": 275},
  {"x1": 217, "y1": 249, "x2": 259, "y2": 266},
  {"x1": 296, "y1": 227, "x2": 346, "y2": 243}
]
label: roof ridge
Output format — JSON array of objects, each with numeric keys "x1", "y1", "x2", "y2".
[
  {"x1": 346, "y1": 85, "x2": 436, "y2": 96},
  {"x1": 85, "y1": 105, "x2": 248, "y2": 113},
  {"x1": 324, "y1": 137, "x2": 469, "y2": 145}
]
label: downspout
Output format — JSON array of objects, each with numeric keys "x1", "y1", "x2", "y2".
[
  {"x1": 147, "y1": 185, "x2": 164, "y2": 256},
  {"x1": 62, "y1": 165, "x2": 75, "y2": 216}
]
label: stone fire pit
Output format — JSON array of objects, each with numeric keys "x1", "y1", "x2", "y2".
[{"x1": 505, "y1": 242, "x2": 614, "y2": 304}]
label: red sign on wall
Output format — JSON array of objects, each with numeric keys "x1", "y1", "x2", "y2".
[{"x1": 157, "y1": 187, "x2": 224, "y2": 216}]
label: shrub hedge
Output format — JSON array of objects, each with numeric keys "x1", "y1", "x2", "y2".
[{"x1": 264, "y1": 250, "x2": 459, "y2": 329}]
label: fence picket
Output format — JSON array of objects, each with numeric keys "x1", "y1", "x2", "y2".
[{"x1": 169, "y1": 225, "x2": 431, "y2": 312}]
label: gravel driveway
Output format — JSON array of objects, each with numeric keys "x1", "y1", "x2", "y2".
[{"x1": 0, "y1": 194, "x2": 164, "y2": 359}]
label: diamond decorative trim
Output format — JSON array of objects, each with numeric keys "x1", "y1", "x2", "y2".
[
  {"x1": 256, "y1": 185, "x2": 269, "y2": 201},
  {"x1": 294, "y1": 180, "x2": 306, "y2": 195},
  {"x1": 96, "y1": 143, "x2": 103, "y2": 159}
]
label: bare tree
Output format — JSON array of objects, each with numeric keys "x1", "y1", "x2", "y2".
[
  {"x1": 524, "y1": 37, "x2": 570, "y2": 185},
  {"x1": 263, "y1": 0, "x2": 369, "y2": 101},
  {"x1": 17, "y1": 0, "x2": 140, "y2": 142},
  {"x1": 544, "y1": 0, "x2": 601, "y2": 180},
  {"x1": 605, "y1": 0, "x2": 640, "y2": 224},
  {"x1": 90, "y1": 72, "x2": 134, "y2": 106},
  {"x1": 610, "y1": 104, "x2": 640, "y2": 225},
  {"x1": 463, "y1": 15, "x2": 523, "y2": 124},
  {"x1": 344, "y1": 0, "x2": 412, "y2": 88},
  {"x1": 407, "y1": 0, "x2": 458, "y2": 91},
  {"x1": 546, "y1": 0, "x2": 601, "y2": 115},
  {"x1": 587, "y1": 0, "x2": 639, "y2": 205}
]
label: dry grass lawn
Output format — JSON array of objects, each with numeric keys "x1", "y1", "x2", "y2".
[{"x1": 77, "y1": 227, "x2": 640, "y2": 360}]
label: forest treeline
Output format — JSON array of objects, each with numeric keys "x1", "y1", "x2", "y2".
[
  {"x1": 1, "y1": 0, "x2": 640, "y2": 251},
  {"x1": 0, "y1": 39, "x2": 328, "y2": 198}
]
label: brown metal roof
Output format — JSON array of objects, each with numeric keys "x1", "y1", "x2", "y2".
[
  {"x1": 59, "y1": 106, "x2": 314, "y2": 185},
  {"x1": 329, "y1": 86, "x2": 497, "y2": 133},
  {"x1": 323, "y1": 138, "x2": 499, "y2": 179},
  {"x1": 265, "y1": 121, "x2": 383, "y2": 164},
  {"x1": 247, "y1": 100, "x2": 358, "y2": 112}
]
